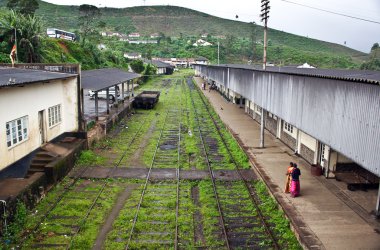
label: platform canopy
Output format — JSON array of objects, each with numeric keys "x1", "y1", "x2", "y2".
[{"x1": 81, "y1": 68, "x2": 140, "y2": 91}]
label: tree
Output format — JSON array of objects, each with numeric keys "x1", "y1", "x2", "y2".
[
  {"x1": 142, "y1": 63, "x2": 157, "y2": 82},
  {"x1": 78, "y1": 4, "x2": 102, "y2": 46},
  {"x1": 130, "y1": 59, "x2": 144, "y2": 73},
  {"x1": 371, "y1": 43, "x2": 379, "y2": 51},
  {"x1": 0, "y1": 10, "x2": 42, "y2": 63},
  {"x1": 7, "y1": 0, "x2": 39, "y2": 16}
]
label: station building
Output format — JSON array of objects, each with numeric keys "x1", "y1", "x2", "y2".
[
  {"x1": 0, "y1": 64, "x2": 82, "y2": 178},
  {"x1": 194, "y1": 64, "x2": 380, "y2": 214}
]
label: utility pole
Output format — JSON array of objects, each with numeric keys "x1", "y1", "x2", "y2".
[
  {"x1": 261, "y1": 0, "x2": 270, "y2": 70},
  {"x1": 260, "y1": 0, "x2": 270, "y2": 148}
]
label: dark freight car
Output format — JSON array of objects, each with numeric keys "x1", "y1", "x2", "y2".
[{"x1": 133, "y1": 91, "x2": 160, "y2": 109}]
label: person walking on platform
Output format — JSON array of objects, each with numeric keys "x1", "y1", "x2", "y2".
[
  {"x1": 290, "y1": 163, "x2": 301, "y2": 197},
  {"x1": 284, "y1": 162, "x2": 294, "y2": 193}
]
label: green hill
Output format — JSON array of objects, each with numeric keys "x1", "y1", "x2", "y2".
[
  {"x1": 0, "y1": 0, "x2": 370, "y2": 68},
  {"x1": 29, "y1": 2, "x2": 365, "y2": 60}
]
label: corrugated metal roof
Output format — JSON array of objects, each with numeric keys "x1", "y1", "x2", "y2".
[
  {"x1": 0, "y1": 67, "x2": 77, "y2": 88},
  {"x1": 212, "y1": 64, "x2": 380, "y2": 85},
  {"x1": 81, "y1": 68, "x2": 140, "y2": 91},
  {"x1": 144, "y1": 59, "x2": 174, "y2": 68}
]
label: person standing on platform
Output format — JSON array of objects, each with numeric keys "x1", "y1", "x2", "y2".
[
  {"x1": 285, "y1": 162, "x2": 294, "y2": 193},
  {"x1": 290, "y1": 163, "x2": 301, "y2": 197}
]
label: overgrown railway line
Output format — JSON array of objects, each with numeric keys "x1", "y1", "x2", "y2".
[
  {"x1": 19, "y1": 114, "x2": 149, "y2": 249},
  {"x1": 11, "y1": 75, "x2": 300, "y2": 250},
  {"x1": 187, "y1": 77, "x2": 279, "y2": 249}
]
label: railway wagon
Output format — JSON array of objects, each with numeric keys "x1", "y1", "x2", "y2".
[{"x1": 133, "y1": 91, "x2": 160, "y2": 109}]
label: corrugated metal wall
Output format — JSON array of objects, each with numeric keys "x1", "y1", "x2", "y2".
[{"x1": 195, "y1": 65, "x2": 380, "y2": 176}]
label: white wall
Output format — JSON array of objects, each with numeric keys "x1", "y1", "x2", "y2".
[
  {"x1": 300, "y1": 131, "x2": 317, "y2": 151},
  {"x1": 0, "y1": 77, "x2": 78, "y2": 171},
  {"x1": 157, "y1": 67, "x2": 166, "y2": 74}
]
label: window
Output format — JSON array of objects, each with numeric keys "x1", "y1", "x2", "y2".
[
  {"x1": 284, "y1": 122, "x2": 293, "y2": 133},
  {"x1": 6, "y1": 116, "x2": 28, "y2": 147},
  {"x1": 48, "y1": 104, "x2": 62, "y2": 127},
  {"x1": 268, "y1": 112, "x2": 277, "y2": 120},
  {"x1": 254, "y1": 104, "x2": 262, "y2": 114}
]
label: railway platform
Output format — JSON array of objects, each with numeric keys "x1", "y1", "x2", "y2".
[{"x1": 194, "y1": 77, "x2": 380, "y2": 250}]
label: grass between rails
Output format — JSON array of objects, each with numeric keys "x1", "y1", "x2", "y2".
[
  {"x1": 20, "y1": 179, "x2": 131, "y2": 249},
  {"x1": 253, "y1": 181, "x2": 302, "y2": 249}
]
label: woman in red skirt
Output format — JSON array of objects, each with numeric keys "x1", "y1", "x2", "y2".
[{"x1": 290, "y1": 163, "x2": 301, "y2": 197}]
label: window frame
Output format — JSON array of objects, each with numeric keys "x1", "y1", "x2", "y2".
[
  {"x1": 283, "y1": 121, "x2": 294, "y2": 135},
  {"x1": 48, "y1": 104, "x2": 62, "y2": 128},
  {"x1": 254, "y1": 104, "x2": 262, "y2": 115},
  {"x1": 6, "y1": 116, "x2": 29, "y2": 148}
]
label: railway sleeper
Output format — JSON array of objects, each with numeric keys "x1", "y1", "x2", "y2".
[
  {"x1": 137, "y1": 231, "x2": 172, "y2": 236},
  {"x1": 132, "y1": 239, "x2": 173, "y2": 244},
  {"x1": 224, "y1": 216, "x2": 261, "y2": 222},
  {"x1": 225, "y1": 222, "x2": 261, "y2": 228},
  {"x1": 228, "y1": 237, "x2": 269, "y2": 244},
  {"x1": 31, "y1": 243, "x2": 68, "y2": 248}
]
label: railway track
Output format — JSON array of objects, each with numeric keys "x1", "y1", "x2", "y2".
[
  {"x1": 187, "y1": 77, "x2": 279, "y2": 249},
  {"x1": 12, "y1": 77, "x2": 295, "y2": 249},
  {"x1": 19, "y1": 113, "x2": 149, "y2": 249},
  {"x1": 125, "y1": 80, "x2": 183, "y2": 249}
]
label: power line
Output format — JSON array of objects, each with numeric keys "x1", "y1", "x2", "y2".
[{"x1": 280, "y1": 0, "x2": 380, "y2": 25}]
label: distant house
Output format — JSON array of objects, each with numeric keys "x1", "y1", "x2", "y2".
[
  {"x1": 128, "y1": 33, "x2": 141, "y2": 38},
  {"x1": 128, "y1": 40, "x2": 158, "y2": 45},
  {"x1": 151, "y1": 58, "x2": 196, "y2": 68},
  {"x1": 98, "y1": 44, "x2": 106, "y2": 50},
  {"x1": 213, "y1": 35, "x2": 226, "y2": 39},
  {"x1": 119, "y1": 36, "x2": 129, "y2": 42},
  {"x1": 297, "y1": 63, "x2": 316, "y2": 68},
  {"x1": 101, "y1": 31, "x2": 123, "y2": 37},
  {"x1": 145, "y1": 60, "x2": 174, "y2": 75},
  {"x1": 150, "y1": 33, "x2": 160, "y2": 38},
  {"x1": 201, "y1": 33, "x2": 209, "y2": 38},
  {"x1": 124, "y1": 52, "x2": 142, "y2": 59},
  {"x1": 195, "y1": 56, "x2": 209, "y2": 65},
  {"x1": 0, "y1": 66, "x2": 81, "y2": 174},
  {"x1": 193, "y1": 39, "x2": 212, "y2": 47}
]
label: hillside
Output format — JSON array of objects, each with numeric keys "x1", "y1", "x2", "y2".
[
  {"x1": 0, "y1": 0, "x2": 370, "y2": 68},
  {"x1": 24, "y1": 1, "x2": 365, "y2": 61}
]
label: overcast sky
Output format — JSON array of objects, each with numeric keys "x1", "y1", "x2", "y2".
[{"x1": 43, "y1": 0, "x2": 380, "y2": 53}]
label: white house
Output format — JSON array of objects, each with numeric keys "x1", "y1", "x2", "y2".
[
  {"x1": 0, "y1": 67, "x2": 80, "y2": 172},
  {"x1": 195, "y1": 56, "x2": 209, "y2": 65},
  {"x1": 124, "y1": 52, "x2": 142, "y2": 59},
  {"x1": 128, "y1": 33, "x2": 141, "y2": 38},
  {"x1": 193, "y1": 39, "x2": 213, "y2": 47}
]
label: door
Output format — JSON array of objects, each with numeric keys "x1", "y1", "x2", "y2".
[
  {"x1": 38, "y1": 110, "x2": 46, "y2": 145},
  {"x1": 320, "y1": 143, "x2": 332, "y2": 177}
]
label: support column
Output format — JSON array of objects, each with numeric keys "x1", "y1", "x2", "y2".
[
  {"x1": 127, "y1": 80, "x2": 130, "y2": 99},
  {"x1": 276, "y1": 118, "x2": 282, "y2": 139},
  {"x1": 296, "y1": 129, "x2": 301, "y2": 154},
  {"x1": 132, "y1": 81, "x2": 135, "y2": 97},
  {"x1": 122, "y1": 82, "x2": 125, "y2": 102},
  {"x1": 239, "y1": 96, "x2": 243, "y2": 108},
  {"x1": 376, "y1": 182, "x2": 380, "y2": 217},
  {"x1": 114, "y1": 84, "x2": 119, "y2": 110},
  {"x1": 313, "y1": 141, "x2": 320, "y2": 164},
  {"x1": 106, "y1": 88, "x2": 110, "y2": 114},
  {"x1": 95, "y1": 92, "x2": 99, "y2": 121},
  {"x1": 260, "y1": 109, "x2": 266, "y2": 148}
]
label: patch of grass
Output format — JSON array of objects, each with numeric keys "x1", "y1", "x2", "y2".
[
  {"x1": 253, "y1": 180, "x2": 302, "y2": 249},
  {"x1": 76, "y1": 150, "x2": 106, "y2": 166}
]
